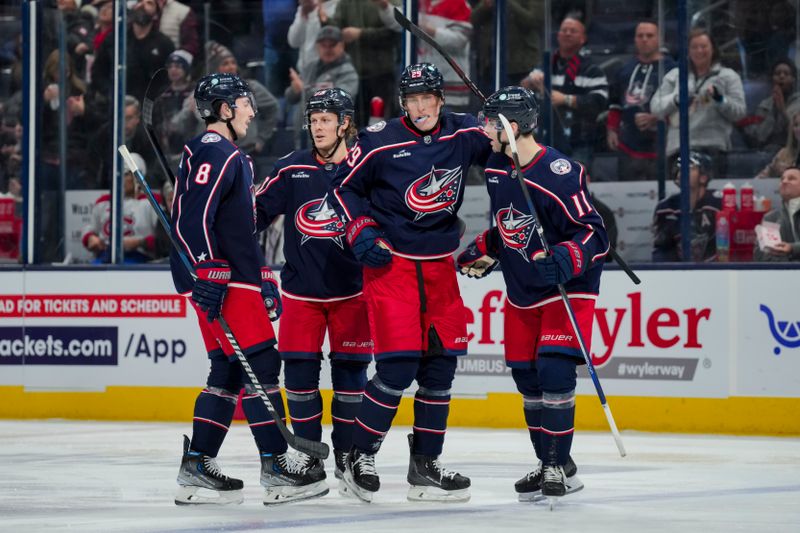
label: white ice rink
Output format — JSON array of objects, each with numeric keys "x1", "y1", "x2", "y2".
[{"x1": 2, "y1": 420, "x2": 799, "y2": 532}]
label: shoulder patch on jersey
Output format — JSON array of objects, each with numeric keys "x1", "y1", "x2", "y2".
[
  {"x1": 201, "y1": 132, "x2": 222, "y2": 143},
  {"x1": 550, "y1": 158, "x2": 572, "y2": 175},
  {"x1": 367, "y1": 120, "x2": 386, "y2": 132}
]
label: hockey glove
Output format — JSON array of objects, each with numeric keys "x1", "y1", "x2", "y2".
[
  {"x1": 261, "y1": 267, "x2": 282, "y2": 321},
  {"x1": 457, "y1": 228, "x2": 499, "y2": 279},
  {"x1": 346, "y1": 216, "x2": 392, "y2": 268},
  {"x1": 192, "y1": 260, "x2": 231, "y2": 322},
  {"x1": 533, "y1": 241, "x2": 586, "y2": 285}
]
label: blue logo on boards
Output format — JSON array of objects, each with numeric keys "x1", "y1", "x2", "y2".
[{"x1": 759, "y1": 304, "x2": 800, "y2": 355}]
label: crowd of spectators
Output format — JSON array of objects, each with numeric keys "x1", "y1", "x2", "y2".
[{"x1": 2, "y1": 0, "x2": 800, "y2": 264}]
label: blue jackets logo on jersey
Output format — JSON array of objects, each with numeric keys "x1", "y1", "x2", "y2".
[
  {"x1": 404, "y1": 165, "x2": 463, "y2": 220},
  {"x1": 294, "y1": 195, "x2": 346, "y2": 248},
  {"x1": 496, "y1": 203, "x2": 536, "y2": 261}
]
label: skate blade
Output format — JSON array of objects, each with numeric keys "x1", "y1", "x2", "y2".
[
  {"x1": 521, "y1": 475, "x2": 584, "y2": 503},
  {"x1": 547, "y1": 495, "x2": 560, "y2": 511},
  {"x1": 407, "y1": 485, "x2": 470, "y2": 503},
  {"x1": 174, "y1": 485, "x2": 243, "y2": 506},
  {"x1": 338, "y1": 472, "x2": 374, "y2": 503},
  {"x1": 262, "y1": 481, "x2": 329, "y2": 505},
  {"x1": 334, "y1": 469, "x2": 344, "y2": 480}
]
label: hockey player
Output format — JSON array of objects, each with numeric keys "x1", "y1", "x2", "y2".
[
  {"x1": 330, "y1": 63, "x2": 492, "y2": 503},
  {"x1": 255, "y1": 88, "x2": 372, "y2": 488},
  {"x1": 458, "y1": 86, "x2": 609, "y2": 502},
  {"x1": 172, "y1": 72, "x2": 325, "y2": 506}
]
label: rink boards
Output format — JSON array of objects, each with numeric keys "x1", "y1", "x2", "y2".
[{"x1": 0, "y1": 268, "x2": 798, "y2": 435}]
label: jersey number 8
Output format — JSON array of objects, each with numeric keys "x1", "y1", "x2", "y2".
[{"x1": 195, "y1": 163, "x2": 213, "y2": 185}]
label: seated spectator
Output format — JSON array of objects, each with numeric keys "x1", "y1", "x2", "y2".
[
  {"x1": 652, "y1": 151, "x2": 722, "y2": 262},
  {"x1": 742, "y1": 59, "x2": 799, "y2": 153},
  {"x1": 607, "y1": 20, "x2": 676, "y2": 181},
  {"x1": 522, "y1": 11, "x2": 608, "y2": 166},
  {"x1": 285, "y1": 26, "x2": 358, "y2": 148},
  {"x1": 754, "y1": 166, "x2": 800, "y2": 261},
  {"x1": 650, "y1": 28, "x2": 746, "y2": 179},
  {"x1": 81, "y1": 152, "x2": 159, "y2": 264},
  {"x1": 152, "y1": 50, "x2": 194, "y2": 165},
  {"x1": 287, "y1": 0, "x2": 341, "y2": 79},
  {"x1": 756, "y1": 107, "x2": 800, "y2": 178}
]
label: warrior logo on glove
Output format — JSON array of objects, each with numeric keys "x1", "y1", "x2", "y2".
[
  {"x1": 294, "y1": 195, "x2": 346, "y2": 248},
  {"x1": 495, "y1": 203, "x2": 536, "y2": 261},
  {"x1": 404, "y1": 165, "x2": 463, "y2": 220}
]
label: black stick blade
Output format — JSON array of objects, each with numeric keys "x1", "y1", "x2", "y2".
[{"x1": 143, "y1": 68, "x2": 170, "y2": 127}]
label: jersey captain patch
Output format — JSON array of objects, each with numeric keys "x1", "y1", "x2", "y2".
[
  {"x1": 294, "y1": 195, "x2": 346, "y2": 248},
  {"x1": 404, "y1": 165, "x2": 463, "y2": 221},
  {"x1": 496, "y1": 203, "x2": 537, "y2": 261}
]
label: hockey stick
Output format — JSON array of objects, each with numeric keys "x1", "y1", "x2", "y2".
[
  {"x1": 392, "y1": 7, "x2": 640, "y2": 285},
  {"x1": 142, "y1": 68, "x2": 175, "y2": 186},
  {"x1": 497, "y1": 114, "x2": 626, "y2": 458},
  {"x1": 118, "y1": 145, "x2": 330, "y2": 460}
]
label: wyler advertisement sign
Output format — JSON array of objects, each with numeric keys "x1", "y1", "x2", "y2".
[{"x1": 456, "y1": 270, "x2": 729, "y2": 398}]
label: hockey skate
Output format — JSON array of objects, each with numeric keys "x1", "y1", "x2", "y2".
[
  {"x1": 406, "y1": 434, "x2": 470, "y2": 503},
  {"x1": 541, "y1": 465, "x2": 567, "y2": 510},
  {"x1": 515, "y1": 455, "x2": 583, "y2": 502},
  {"x1": 260, "y1": 452, "x2": 329, "y2": 505},
  {"x1": 333, "y1": 449, "x2": 348, "y2": 480},
  {"x1": 339, "y1": 448, "x2": 380, "y2": 503},
  {"x1": 174, "y1": 435, "x2": 244, "y2": 505},
  {"x1": 296, "y1": 451, "x2": 327, "y2": 480}
]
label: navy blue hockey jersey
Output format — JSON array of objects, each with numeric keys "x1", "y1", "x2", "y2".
[
  {"x1": 485, "y1": 147, "x2": 609, "y2": 308},
  {"x1": 170, "y1": 130, "x2": 263, "y2": 294},
  {"x1": 331, "y1": 113, "x2": 492, "y2": 259},
  {"x1": 255, "y1": 150, "x2": 362, "y2": 300}
]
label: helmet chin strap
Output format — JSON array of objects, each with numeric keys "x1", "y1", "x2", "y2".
[
  {"x1": 225, "y1": 108, "x2": 238, "y2": 142},
  {"x1": 311, "y1": 124, "x2": 345, "y2": 161},
  {"x1": 495, "y1": 130, "x2": 509, "y2": 157}
]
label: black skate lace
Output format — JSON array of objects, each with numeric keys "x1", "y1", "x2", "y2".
[
  {"x1": 432, "y1": 459, "x2": 458, "y2": 480},
  {"x1": 277, "y1": 453, "x2": 305, "y2": 475},
  {"x1": 202, "y1": 456, "x2": 226, "y2": 479},
  {"x1": 354, "y1": 453, "x2": 377, "y2": 476}
]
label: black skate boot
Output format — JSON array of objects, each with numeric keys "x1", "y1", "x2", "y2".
[
  {"x1": 406, "y1": 434, "x2": 470, "y2": 502},
  {"x1": 542, "y1": 464, "x2": 566, "y2": 510},
  {"x1": 333, "y1": 448, "x2": 348, "y2": 480},
  {"x1": 295, "y1": 451, "x2": 327, "y2": 480},
  {"x1": 339, "y1": 448, "x2": 380, "y2": 503},
  {"x1": 260, "y1": 452, "x2": 329, "y2": 505},
  {"x1": 515, "y1": 455, "x2": 583, "y2": 502},
  {"x1": 175, "y1": 435, "x2": 244, "y2": 505}
]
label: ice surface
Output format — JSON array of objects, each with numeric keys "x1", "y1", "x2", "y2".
[{"x1": 2, "y1": 421, "x2": 799, "y2": 532}]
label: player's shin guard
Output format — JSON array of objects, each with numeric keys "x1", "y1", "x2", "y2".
[
  {"x1": 330, "y1": 361, "x2": 367, "y2": 457},
  {"x1": 522, "y1": 395, "x2": 544, "y2": 459},
  {"x1": 190, "y1": 387, "x2": 238, "y2": 456},
  {"x1": 352, "y1": 375, "x2": 403, "y2": 453},
  {"x1": 243, "y1": 383, "x2": 288, "y2": 455},
  {"x1": 412, "y1": 387, "x2": 450, "y2": 456},
  {"x1": 540, "y1": 390, "x2": 576, "y2": 467},
  {"x1": 284, "y1": 359, "x2": 324, "y2": 443}
]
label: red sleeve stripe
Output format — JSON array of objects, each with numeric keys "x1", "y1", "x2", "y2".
[
  {"x1": 485, "y1": 168, "x2": 508, "y2": 176},
  {"x1": 522, "y1": 177, "x2": 593, "y2": 232},
  {"x1": 339, "y1": 140, "x2": 417, "y2": 187},
  {"x1": 201, "y1": 151, "x2": 239, "y2": 259},
  {"x1": 256, "y1": 164, "x2": 318, "y2": 196},
  {"x1": 438, "y1": 126, "x2": 484, "y2": 141}
]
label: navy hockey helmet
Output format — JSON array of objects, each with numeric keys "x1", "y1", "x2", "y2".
[
  {"x1": 399, "y1": 63, "x2": 444, "y2": 99},
  {"x1": 194, "y1": 72, "x2": 256, "y2": 122},
  {"x1": 304, "y1": 88, "x2": 355, "y2": 128},
  {"x1": 480, "y1": 86, "x2": 539, "y2": 134},
  {"x1": 674, "y1": 150, "x2": 714, "y2": 181}
]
